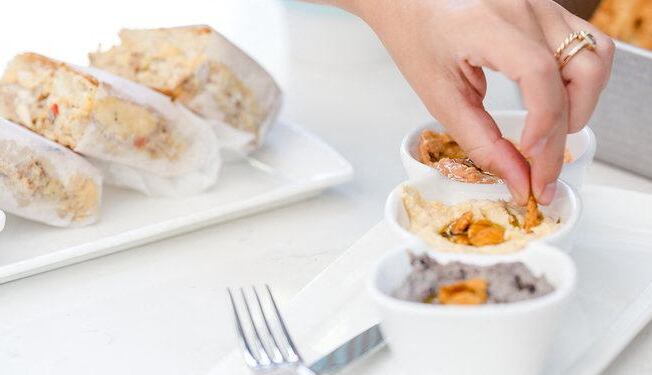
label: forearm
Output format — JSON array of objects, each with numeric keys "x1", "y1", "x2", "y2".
[{"x1": 302, "y1": 0, "x2": 366, "y2": 16}]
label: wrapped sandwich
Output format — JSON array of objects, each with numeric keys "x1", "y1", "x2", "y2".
[
  {"x1": 89, "y1": 25, "x2": 282, "y2": 157},
  {"x1": 0, "y1": 117, "x2": 101, "y2": 227},
  {"x1": 0, "y1": 53, "x2": 220, "y2": 196}
]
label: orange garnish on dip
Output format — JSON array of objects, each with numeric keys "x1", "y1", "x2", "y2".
[
  {"x1": 441, "y1": 212, "x2": 505, "y2": 247},
  {"x1": 524, "y1": 195, "x2": 543, "y2": 233},
  {"x1": 438, "y1": 279, "x2": 489, "y2": 305}
]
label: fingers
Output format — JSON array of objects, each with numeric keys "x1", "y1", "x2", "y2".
[
  {"x1": 462, "y1": 23, "x2": 568, "y2": 204},
  {"x1": 558, "y1": 4, "x2": 616, "y2": 82},
  {"x1": 526, "y1": 120, "x2": 567, "y2": 204},
  {"x1": 431, "y1": 81, "x2": 531, "y2": 205},
  {"x1": 561, "y1": 14, "x2": 615, "y2": 133},
  {"x1": 520, "y1": 89, "x2": 568, "y2": 205},
  {"x1": 458, "y1": 62, "x2": 487, "y2": 99},
  {"x1": 529, "y1": 0, "x2": 615, "y2": 133},
  {"x1": 463, "y1": 116, "x2": 531, "y2": 206}
]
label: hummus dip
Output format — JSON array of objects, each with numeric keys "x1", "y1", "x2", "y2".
[{"x1": 402, "y1": 186, "x2": 560, "y2": 254}]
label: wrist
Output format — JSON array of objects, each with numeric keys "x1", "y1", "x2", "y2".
[
  {"x1": 316, "y1": 0, "x2": 368, "y2": 17},
  {"x1": 307, "y1": 0, "x2": 398, "y2": 28},
  {"x1": 346, "y1": 0, "x2": 384, "y2": 23}
]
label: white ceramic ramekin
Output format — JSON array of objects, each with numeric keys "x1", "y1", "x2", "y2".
[
  {"x1": 400, "y1": 110, "x2": 597, "y2": 191},
  {"x1": 384, "y1": 175, "x2": 582, "y2": 252},
  {"x1": 368, "y1": 243, "x2": 576, "y2": 375}
]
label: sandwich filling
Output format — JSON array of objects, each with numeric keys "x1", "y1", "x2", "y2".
[
  {"x1": 89, "y1": 26, "x2": 263, "y2": 135},
  {"x1": 0, "y1": 139, "x2": 99, "y2": 222},
  {"x1": 0, "y1": 53, "x2": 186, "y2": 161}
]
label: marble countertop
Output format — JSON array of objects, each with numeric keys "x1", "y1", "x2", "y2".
[{"x1": 1, "y1": 2, "x2": 651, "y2": 374}]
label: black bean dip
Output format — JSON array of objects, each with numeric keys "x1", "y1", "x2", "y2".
[{"x1": 393, "y1": 253, "x2": 555, "y2": 304}]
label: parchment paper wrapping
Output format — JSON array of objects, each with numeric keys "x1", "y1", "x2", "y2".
[
  {"x1": 76, "y1": 66, "x2": 222, "y2": 196},
  {"x1": 0, "y1": 118, "x2": 102, "y2": 227},
  {"x1": 187, "y1": 26, "x2": 282, "y2": 158},
  {"x1": 90, "y1": 25, "x2": 283, "y2": 159}
]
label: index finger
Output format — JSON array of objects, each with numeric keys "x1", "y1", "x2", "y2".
[
  {"x1": 463, "y1": 22, "x2": 569, "y2": 204},
  {"x1": 431, "y1": 87, "x2": 531, "y2": 205}
]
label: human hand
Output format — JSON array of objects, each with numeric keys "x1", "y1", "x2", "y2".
[{"x1": 339, "y1": 0, "x2": 614, "y2": 204}]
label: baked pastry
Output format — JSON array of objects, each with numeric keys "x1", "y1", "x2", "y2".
[
  {"x1": 0, "y1": 53, "x2": 220, "y2": 196},
  {"x1": 89, "y1": 25, "x2": 282, "y2": 155},
  {"x1": 591, "y1": 0, "x2": 652, "y2": 50},
  {"x1": 0, "y1": 117, "x2": 101, "y2": 227}
]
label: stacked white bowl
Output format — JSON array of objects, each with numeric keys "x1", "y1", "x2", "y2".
[
  {"x1": 369, "y1": 244, "x2": 576, "y2": 375},
  {"x1": 400, "y1": 110, "x2": 597, "y2": 191},
  {"x1": 369, "y1": 110, "x2": 594, "y2": 375}
]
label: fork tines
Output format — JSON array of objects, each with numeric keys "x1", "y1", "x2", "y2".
[{"x1": 228, "y1": 285, "x2": 303, "y2": 371}]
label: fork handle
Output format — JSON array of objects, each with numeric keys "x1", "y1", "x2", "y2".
[{"x1": 296, "y1": 365, "x2": 318, "y2": 375}]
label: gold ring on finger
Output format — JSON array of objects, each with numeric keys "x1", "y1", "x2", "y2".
[{"x1": 555, "y1": 31, "x2": 597, "y2": 68}]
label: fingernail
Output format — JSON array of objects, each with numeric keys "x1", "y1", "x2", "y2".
[
  {"x1": 538, "y1": 182, "x2": 557, "y2": 205},
  {"x1": 506, "y1": 182, "x2": 528, "y2": 205}
]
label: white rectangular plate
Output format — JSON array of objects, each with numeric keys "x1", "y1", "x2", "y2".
[
  {"x1": 209, "y1": 185, "x2": 652, "y2": 375},
  {"x1": 0, "y1": 122, "x2": 353, "y2": 284}
]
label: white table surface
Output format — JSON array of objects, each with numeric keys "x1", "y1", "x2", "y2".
[{"x1": 1, "y1": 2, "x2": 652, "y2": 374}]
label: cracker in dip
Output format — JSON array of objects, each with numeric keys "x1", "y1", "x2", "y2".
[
  {"x1": 417, "y1": 130, "x2": 573, "y2": 184},
  {"x1": 394, "y1": 253, "x2": 555, "y2": 305},
  {"x1": 419, "y1": 130, "x2": 502, "y2": 184},
  {"x1": 402, "y1": 186, "x2": 560, "y2": 254}
]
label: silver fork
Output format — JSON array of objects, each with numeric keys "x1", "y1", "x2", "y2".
[{"x1": 227, "y1": 285, "x2": 317, "y2": 375}]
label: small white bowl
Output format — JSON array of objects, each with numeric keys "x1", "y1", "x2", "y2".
[
  {"x1": 400, "y1": 110, "x2": 597, "y2": 191},
  {"x1": 368, "y1": 243, "x2": 576, "y2": 375},
  {"x1": 385, "y1": 175, "x2": 582, "y2": 252}
]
